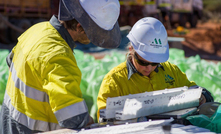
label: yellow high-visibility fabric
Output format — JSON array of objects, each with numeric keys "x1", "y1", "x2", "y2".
[
  {"x1": 97, "y1": 61, "x2": 196, "y2": 121},
  {"x1": 158, "y1": 3, "x2": 171, "y2": 7},
  {"x1": 7, "y1": 21, "x2": 84, "y2": 124}
]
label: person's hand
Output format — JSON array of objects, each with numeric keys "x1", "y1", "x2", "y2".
[
  {"x1": 199, "y1": 94, "x2": 206, "y2": 106},
  {"x1": 86, "y1": 116, "x2": 94, "y2": 127}
]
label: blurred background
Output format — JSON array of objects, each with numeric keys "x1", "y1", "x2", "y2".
[
  {"x1": 0, "y1": 0, "x2": 221, "y2": 122},
  {"x1": 0, "y1": 0, "x2": 221, "y2": 55}
]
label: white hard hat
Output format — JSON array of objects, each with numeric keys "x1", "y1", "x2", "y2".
[
  {"x1": 127, "y1": 17, "x2": 169, "y2": 63},
  {"x1": 58, "y1": 0, "x2": 121, "y2": 49},
  {"x1": 80, "y1": 0, "x2": 120, "y2": 30}
]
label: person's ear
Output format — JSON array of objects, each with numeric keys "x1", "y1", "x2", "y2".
[{"x1": 128, "y1": 46, "x2": 132, "y2": 51}]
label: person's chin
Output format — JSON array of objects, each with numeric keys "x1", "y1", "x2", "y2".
[{"x1": 142, "y1": 71, "x2": 150, "y2": 76}]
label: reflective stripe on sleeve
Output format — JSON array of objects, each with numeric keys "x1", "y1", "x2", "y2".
[
  {"x1": 10, "y1": 62, "x2": 48, "y2": 102},
  {"x1": 54, "y1": 100, "x2": 88, "y2": 122},
  {"x1": 4, "y1": 92, "x2": 62, "y2": 131}
]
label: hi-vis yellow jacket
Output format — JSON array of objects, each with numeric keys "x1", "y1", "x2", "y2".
[
  {"x1": 97, "y1": 61, "x2": 196, "y2": 120},
  {"x1": 3, "y1": 21, "x2": 88, "y2": 131}
]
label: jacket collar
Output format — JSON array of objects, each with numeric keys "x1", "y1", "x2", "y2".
[{"x1": 49, "y1": 15, "x2": 76, "y2": 51}]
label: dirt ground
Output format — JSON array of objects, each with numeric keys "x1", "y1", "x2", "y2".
[{"x1": 167, "y1": 21, "x2": 221, "y2": 62}]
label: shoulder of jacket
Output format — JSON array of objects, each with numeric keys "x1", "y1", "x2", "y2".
[
  {"x1": 161, "y1": 61, "x2": 177, "y2": 67},
  {"x1": 104, "y1": 61, "x2": 127, "y2": 79},
  {"x1": 160, "y1": 61, "x2": 180, "y2": 71}
]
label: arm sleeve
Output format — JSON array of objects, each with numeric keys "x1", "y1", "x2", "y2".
[
  {"x1": 42, "y1": 53, "x2": 89, "y2": 128},
  {"x1": 97, "y1": 75, "x2": 120, "y2": 121}
]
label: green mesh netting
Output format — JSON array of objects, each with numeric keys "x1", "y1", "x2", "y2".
[
  {"x1": 0, "y1": 49, "x2": 9, "y2": 105},
  {"x1": 0, "y1": 48, "x2": 221, "y2": 123},
  {"x1": 168, "y1": 48, "x2": 221, "y2": 103},
  {"x1": 186, "y1": 105, "x2": 221, "y2": 133}
]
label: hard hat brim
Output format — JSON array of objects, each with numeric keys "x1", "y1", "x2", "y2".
[
  {"x1": 58, "y1": 0, "x2": 121, "y2": 49},
  {"x1": 132, "y1": 42, "x2": 169, "y2": 63}
]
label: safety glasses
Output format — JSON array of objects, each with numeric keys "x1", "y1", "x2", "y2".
[{"x1": 134, "y1": 53, "x2": 159, "y2": 66}]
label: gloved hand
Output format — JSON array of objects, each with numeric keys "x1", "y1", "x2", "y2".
[
  {"x1": 189, "y1": 85, "x2": 214, "y2": 105},
  {"x1": 199, "y1": 94, "x2": 206, "y2": 106},
  {"x1": 86, "y1": 116, "x2": 94, "y2": 127},
  {"x1": 201, "y1": 87, "x2": 214, "y2": 102}
]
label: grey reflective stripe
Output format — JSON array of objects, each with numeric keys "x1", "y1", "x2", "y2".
[
  {"x1": 6, "y1": 51, "x2": 14, "y2": 67},
  {"x1": 10, "y1": 62, "x2": 48, "y2": 102},
  {"x1": 4, "y1": 92, "x2": 63, "y2": 131},
  {"x1": 55, "y1": 100, "x2": 88, "y2": 122}
]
